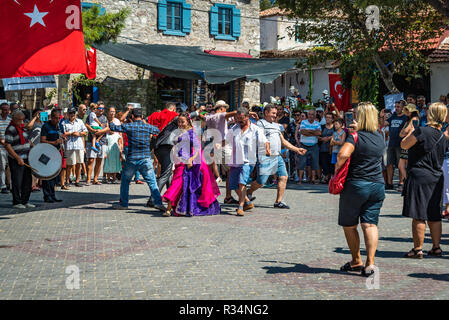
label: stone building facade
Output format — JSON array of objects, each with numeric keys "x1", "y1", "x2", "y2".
[{"x1": 70, "y1": 0, "x2": 261, "y2": 113}]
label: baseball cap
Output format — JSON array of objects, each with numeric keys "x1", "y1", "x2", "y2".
[
  {"x1": 68, "y1": 107, "x2": 77, "y2": 114},
  {"x1": 316, "y1": 107, "x2": 324, "y2": 112},
  {"x1": 131, "y1": 108, "x2": 143, "y2": 117},
  {"x1": 322, "y1": 90, "x2": 329, "y2": 95}
]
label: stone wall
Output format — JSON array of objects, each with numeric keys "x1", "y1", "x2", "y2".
[{"x1": 78, "y1": 0, "x2": 261, "y2": 109}]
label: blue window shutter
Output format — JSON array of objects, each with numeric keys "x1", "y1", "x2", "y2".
[
  {"x1": 158, "y1": 0, "x2": 168, "y2": 31},
  {"x1": 232, "y1": 7, "x2": 241, "y2": 38},
  {"x1": 210, "y1": 6, "x2": 219, "y2": 36},
  {"x1": 182, "y1": 3, "x2": 191, "y2": 33},
  {"x1": 92, "y1": 86, "x2": 99, "y2": 103}
]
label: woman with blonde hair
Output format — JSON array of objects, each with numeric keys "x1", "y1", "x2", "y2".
[
  {"x1": 336, "y1": 102, "x2": 386, "y2": 277},
  {"x1": 402, "y1": 102, "x2": 449, "y2": 258}
]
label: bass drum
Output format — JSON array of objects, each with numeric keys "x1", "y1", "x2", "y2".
[{"x1": 28, "y1": 143, "x2": 62, "y2": 180}]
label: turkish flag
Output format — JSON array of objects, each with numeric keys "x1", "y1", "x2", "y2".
[
  {"x1": 328, "y1": 73, "x2": 351, "y2": 112},
  {"x1": 0, "y1": 0, "x2": 87, "y2": 78},
  {"x1": 86, "y1": 47, "x2": 97, "y2": 79}
]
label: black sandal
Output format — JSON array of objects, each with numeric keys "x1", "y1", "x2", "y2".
[
  {"x1": 404, "y1": 248, "x2": 423, "y2": 259},
  {"x1": 428, "y1": 247, "x2": 442, "y2": 256},
  {"x1": 361, "y1": 266, "x2": 376, "y2": 277},
  {"x1": 340, "y1": 262, "x2": 363, "y2": 272}
]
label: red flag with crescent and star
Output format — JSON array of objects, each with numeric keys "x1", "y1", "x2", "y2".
[
  {"x1": 86, "y1": 47, "x2": 97, "y2": 79},
  {"x1": 328, "y1": 73, "x2": 351, "y2": 112},
  {"x1": 0, "y1": 0, "x2": 87, "y2": 78}
]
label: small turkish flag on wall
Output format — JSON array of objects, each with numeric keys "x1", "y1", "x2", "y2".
[
  {"x1": 86, "y1": 47, "x2": 97, "y2": 79},
  {"x1": 328, "y1": 73, "x2": 351, "y2": 112},
  {"x1": 0, "y1": 0, "x2": 87, "y2": 78}
]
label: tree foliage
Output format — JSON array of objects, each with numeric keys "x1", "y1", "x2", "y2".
[
  {"x1": 260, "y1": 0, "x2": 276, "y2": 11},
  {"x1": 276, "y1": 0, "x2": 447, "y2": 97},
  {"x1": 423, "y1": 0, "x2": 449, "y2": 17},
  {"x1": 82, "y1": 6, "x2": 130, "y2": 46}
]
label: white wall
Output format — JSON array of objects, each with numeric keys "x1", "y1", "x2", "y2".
[
  {"x1": 260, "y1": 16, "x2": 278, "y2": 51},
  {"x1": 260, "y1": 64, "x2": 335, "y2": 104},
  {"x1": 277, "y1": 16, "x2": 315, "y2": 51},
  {"x1": 431, "y1": 63, "x2": 449, "y2": 103}
]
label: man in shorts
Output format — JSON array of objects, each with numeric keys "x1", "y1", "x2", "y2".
[
  {"x1": 247, "y1": 104, "x2": 306, "y2": 209},
  {"x1": 60, "y1": 107, "x2": 88, "y2": 187},
  {"x1": 224, "y1": 108, "x2": 270, "y2": 216}
]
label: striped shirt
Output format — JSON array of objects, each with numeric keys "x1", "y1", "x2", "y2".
[
  {"x1": 0, "y1": 116, "x2": 11, "y2": 150},
  {"x1": 4, "y1": 124, "x2": 31, "y2": 160},
  {"x1": 299, "y1": 120, "x2": 321, "y2": 146},
  {"x1": 109, "y1": 120, "x2": 159, "y2": 161}
]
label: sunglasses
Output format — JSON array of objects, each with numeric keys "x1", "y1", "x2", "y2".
[{"x1": 97, "y1": 108, "x2": 104, "y2": 110}]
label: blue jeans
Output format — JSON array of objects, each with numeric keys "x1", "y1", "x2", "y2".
[
  {"x1": 120, "y1": 158, "x2": 162, "y2": 207},
  {"x1": 123, "y1": 146, "x2": 140, "y2": 181}
]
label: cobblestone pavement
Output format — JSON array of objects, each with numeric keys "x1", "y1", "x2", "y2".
[{"x1": 1, "y1": 180, "x2": 449, "y2": 300}]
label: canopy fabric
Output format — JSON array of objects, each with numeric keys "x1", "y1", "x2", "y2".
[
  {"x1": 2, "y1": 76, "x2": 56, "y2": 91},
  {"x1": 94, "y1": 42, "x2": 298, "y2": 84},
  {"x1": 204, "y1": 50, "x2": 253, "y2": 58}
]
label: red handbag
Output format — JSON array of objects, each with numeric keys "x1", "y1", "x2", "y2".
[{"x1": 328, "y1": 131, "x2": 358, "y2": 195}]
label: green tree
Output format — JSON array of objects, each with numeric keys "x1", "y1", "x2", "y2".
[
  {"x1": 276, "y1": 0, "x2": 446, "y2": 97},
  {"x1": 82, "y1": 5, "x2": 130, "y2": 46},
  {"x1": 66, "y1": 6, "x2": 130, "y2": 106},
  {"x1": 260, "y1": 0, "x2": 274, "y2": 11},
  {"x1": 423, "y1": 0, "x2": 449, "y2": 17}
]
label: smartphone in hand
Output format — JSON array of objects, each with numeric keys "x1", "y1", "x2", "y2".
[
  {"x1": 40, "y1": 112, "x2": 48, "y2": 122},
  {"x1": 345, "y1": 112, "x2": 353, "y2": 129}
]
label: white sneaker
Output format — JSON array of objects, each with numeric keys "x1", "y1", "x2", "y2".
[
  {"x1": 24, "y1": 203, "x2": 36, "y2": 208},
  {"x1": 13, "y1": 204, "x2": 26, "y2": 209}
]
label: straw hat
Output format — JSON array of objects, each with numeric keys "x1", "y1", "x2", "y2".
[
  {"x1": 404, "y1": 104, "x2": 418, "y2": 113},
  {"x1": 215, "y1": 100, "x2": 229, "y2": 108}
]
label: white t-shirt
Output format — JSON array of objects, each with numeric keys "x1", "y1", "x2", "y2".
[
  {"x1": 225, "y1": 123, "x2": 267, "y2": 167},
  {"x1": 88, "y1": 112, "x2": 102, "y2": 127},
  {"x1": 205, "y1": 112, "x2": 227, "y2": 139},
  {"x1": 257, "y1": 119, "x2": 283, "y2": 156}
]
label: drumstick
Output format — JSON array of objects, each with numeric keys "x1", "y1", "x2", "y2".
[{"x1": 24, "y1": 163, "x2": 39, "y2": 173}]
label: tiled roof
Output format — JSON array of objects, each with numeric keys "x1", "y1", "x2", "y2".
[
  {"x1": 429, "y1": 43, "x2": 449, "y2": 63},
  {"x1": 259, "y1": 7, "x2": 290, "y2": 18}
]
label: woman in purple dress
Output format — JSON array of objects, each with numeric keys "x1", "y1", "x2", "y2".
[{"x1": 162, "y1": 113, "x2": 221, "y2": 217}]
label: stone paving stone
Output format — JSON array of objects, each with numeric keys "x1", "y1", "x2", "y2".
[{"x1": 1, "y1": 182, "x2": 449, "y2": 299}]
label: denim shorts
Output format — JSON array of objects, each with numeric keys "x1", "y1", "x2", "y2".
[
  {"x1": 256, "y1": 155, "x2": 288, "y2": 185},
  {"x1": 229, "y1": 164, "x2": 255, "y2": 190},
  {"x1": 296, "y1": 144, "x2": 319, "y2": 170},
  {"x1": 338, "y1": 180, "x2": 385, "y2": 226}
]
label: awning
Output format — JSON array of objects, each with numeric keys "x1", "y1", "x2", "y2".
[
  {"x1": 204, "y1": 50, "x2": 253, "y2": 58},
  {"x1": 94, "y1": 43, "x2": 298, "y2": 84},
  {"x1": 2, "y1": 76, "x2": 57, "y2": 91}
]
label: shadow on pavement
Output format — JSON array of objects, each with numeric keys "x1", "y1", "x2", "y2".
[
  {"x1": 379, "y1": 236, "x2": 449, "y2": 246},
  {"x1": 0, "y1": 190, "x2": 147, "y2": 216},
  {"x1": 260, "y1": 260, "x2": 362, "y2": 277},
  {"x1": 408, "y1": 273, "x2": 449, "y2": 282},
  {"x1": 333, "y1": 247, "x2": 406, "y2": 259}
]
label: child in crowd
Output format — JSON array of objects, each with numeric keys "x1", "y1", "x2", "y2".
[
  {"x1": 88, "y1": 109, "x2": 105, "y2": 153},
  {"x1": 330, "y1": 118, "x2": 346, "y2": 165}
]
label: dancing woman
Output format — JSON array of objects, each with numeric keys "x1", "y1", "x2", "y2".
[{"x1": 162, "y1": 113, "x2": 221, "y2": 217}]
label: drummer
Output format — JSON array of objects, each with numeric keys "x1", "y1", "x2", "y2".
[
  {"x1": 40, "y1": 109, "x2": 64, "y2": 203},
  {"x1": 4, "y1": 110, "x2": 37, "y2": 209}
]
